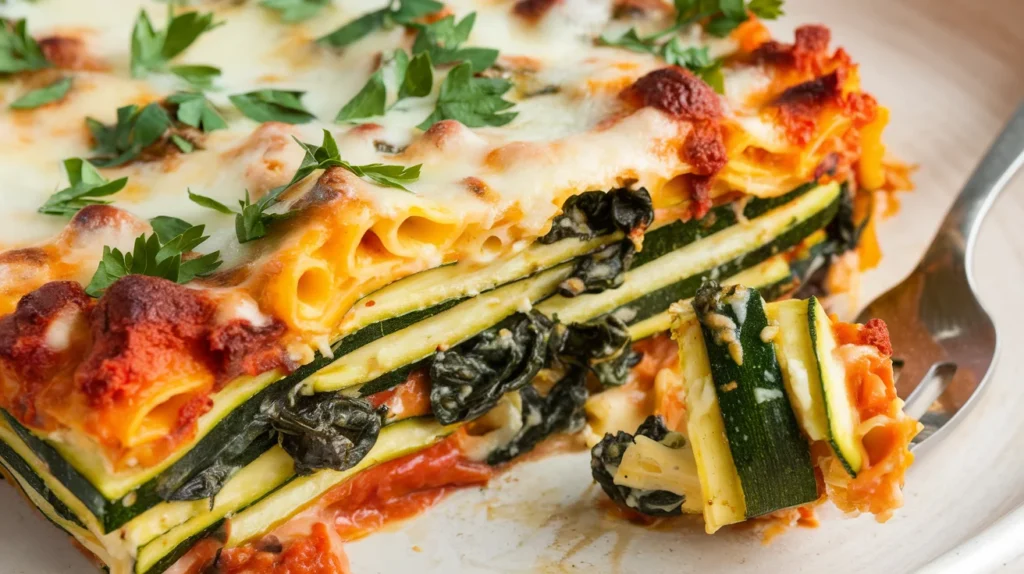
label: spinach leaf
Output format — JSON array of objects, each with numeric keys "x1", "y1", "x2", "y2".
[
  {"x1": 591, "y1": 415, "x2": 688, "y2": 516},
  {"x1": 543, "y1": 188, "x2": 652, "y2": 297},
  {"x1": 558, "y1": 241, "x2": 635, "y2": 297},
  {"x1": 485, "y1": 370, "x2": 588, "y2": 465},
  {"x1": 269, "y1": 392, "x2": 384, "y2": 476},
  {"x1": 539, "y1": 187, "x2": 653, "y2": 244},
  {"x1": 549, "y1": 315, "x2": 641, "y2": 388},
  {"x1": 429, "y1": 311, "x2": 551, "y2": 425}
]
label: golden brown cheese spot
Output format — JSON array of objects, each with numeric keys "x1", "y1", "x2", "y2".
[
  {"x1": 513, "y1": 0, "x2": 562, "y2": 21},
  {"x1": 0, "y1": 281, "x2": 92, "y2": 423},
  {"x1": 752, "y1": 24, "x2": 833, "y2": 73},
  {"x1": 38, "y1": 35, "x2": 101, "y2": 71},
  {"x1": 621, "y1": 67, "x2": 722, "y2": 121}
]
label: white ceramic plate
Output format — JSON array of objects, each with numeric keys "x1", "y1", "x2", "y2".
[{"x1": 3, "y1": 0, "x2": 1024, "y2": 572}]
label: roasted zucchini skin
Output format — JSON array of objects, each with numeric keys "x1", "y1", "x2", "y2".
[{"x1": 692, "y1": 282, "x2": 818, "y2": 519}]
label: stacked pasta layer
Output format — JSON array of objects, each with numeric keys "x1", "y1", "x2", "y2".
[{"x1": 0, "y1": 0, "x2": 911, "y2": 572}]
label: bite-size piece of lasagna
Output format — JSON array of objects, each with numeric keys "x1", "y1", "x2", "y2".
[
  {"x1": 0, "y1": 0, "x2": 911, "y2": 572},
  {"x1": 591, "y1": 282, "x2": 920, "y2": 532}
]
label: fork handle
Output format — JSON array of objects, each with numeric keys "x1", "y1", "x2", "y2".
[{"x1": 925, "y1": 102, "x2": 1024, "y2": 266}]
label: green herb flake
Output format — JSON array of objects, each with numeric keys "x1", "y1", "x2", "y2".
[
  {"x1": 318, "y1": 0, "x2": 444, "y2": 48},
  {"x1": 335, "y1": 69, "x2": 386, "y2": 122},
  {"x1": 86, "y1": 103, "x2": 173, "y2": 168},
  {"x1": 0, "y1": 18, "x2": 50, "y2": 74},
  {"x1": 418, "y1": 62, "x2": 516, "y2": 131},
  {"x1": 260, "y1": 0, "x2": 331, "y2": 23},
  {"x1": 9, "y1": 76, "x2": 72, "y2": 109},
  {"x1": 166, "y1": 91, "x2": 227, "y2": 132},
  {"x1": 169, "y1": 64, "x2": 221, "y2": 89},
  {"x1": 228, "y1": 89, "x2": 316, "y2": 124},
  {"x1": 411, "y1": 12, "x2": 497, "y2": 72},
  {"x1": 130, "y1": 6, "x2": 222, "y2": 77},
  {"x1": 85, "y1": 224, "x2": 223, "y2": 297},
  {"x1": 38, "y1": 158, "x2": 128, "y2": 217}
]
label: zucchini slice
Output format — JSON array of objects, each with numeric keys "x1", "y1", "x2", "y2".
[
  {"x1": 807, "y1": 297, "x2": 862, "y2": 474},
  {"x1": 677, "y1": 283, "x2": 818, "y2": 531},
  {"x1": 766, "y1": 297, "x2": 862, "y2": 476}
]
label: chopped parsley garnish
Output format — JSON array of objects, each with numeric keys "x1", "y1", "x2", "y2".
[
  {"x1": 86, "y1": 103, "x2": 173, "y2": 167},
  {"x1": 9, "y1": 76, "x2": 72, "y2": 109},
  {"x1": 261, "y1": 0, "x2": 331, "y2": 23},
  {"x1": 169, "y1": 64, "x2": 221, "y2": 90},
  {"x1": 130, "y1": 6, "x2": 222, "y2": 78},
  {"x1": 335, "y1": 50, "x2": 432, "y2": 122},
  {"x1": 318, "y1": 0, "x2": 443, "y2": 48},
  {"x1": 599, "y1": 0, "x2": 783, "y2": 92},
  {"x1": 228, "y1": 89, "x2": 316, "y2": 124},
  {"x1": 166, "y1": 91, "x2": 227, "y2": 132},
  {"x1": 190, "y1": 130, "x2": 421, "y2": 242},
  {"x1": 85, "y1": 223, "x2": 222, "y2": 297},
  {"x1": 37, "y1": 158, "x2": 128, "y2": 217},
  {"x1": 410, "y1": 13, "x2": 497, "y2": 73},
  {"x1": 417, "y1": 62, "x2": 516, "y2": 130},
  {"x1": 149, "y1": 215, "x2": 193, "y2": 242},
  {"x1": 0, "y1": 18, "x2": 49, "y2": 74}
]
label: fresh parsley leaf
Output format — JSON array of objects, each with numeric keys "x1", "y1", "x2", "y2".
[
  {"x1": 335, "y1": 69, "x2": 386, "y2": 122},
  {"x1": 166, "y1": 91, "x2": 227, "y2": 132},
  {"x1": 187, "y1": 189, "x2": 234, "y2": 214},
  {"x1": 86, "y1": 103, "x2": 173, "y2": 167},
  {"x1": 130, "y1": 6, "x2": 221, "y2": 77},
  {"x1": 747, "y1": 0, "x2": 784, "y2": 19},
  {"x1": 170, "y1": 64, "x2": 221, "y2": 89},
  {"x1": 398, "y1": 50, "x2": 433, "y2": 100},
  {"x1": 418, "y1": 62, "x2": 516, "y2": 131},
  {"x1": 149, "y1": 215, "x2": 193, "y2": 242},
  {"x1": 85, "y1": 224, "x2": 222, "y2": 297},
  {"x1": 0, "y1": 18, "x2": 50, "y2": 74},
  {"x1": 191, "y1": 130, "x2": 421, "y2": 241},
  {"x1": 597, "y1": 29, "x2": 656, "y2": 54},
  {"x1": 334, "y1": 50, "x2": 432, "y2": 123},
  {"x1": 261, "y1": 0, "x2": 331, "y2": 23},
  {"x1": 411, "y1": 13, "x2": 497, "y2": 72},
  {"x1": 340, "y1": 161, "x2": 421, "y2": 192},
  {"x1": 228, "y1": 89, "x2": 316, "y2": 124},
  {"x1": 318, "y1": 0, "x2": 444, "y2": 48},
  {"x1": 659, "y1": 39, "x2": 724, "y2": 92},
  {"x1": 38, "y1": 158, "x2": 128, "y2": 217},
  {"x1": 9, "y1": 76, "x2": 72, "y2": 109}
]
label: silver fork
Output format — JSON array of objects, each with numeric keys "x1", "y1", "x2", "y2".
[{"x1": 855, "y1": 102, "x2": 1024, "y2": 452}]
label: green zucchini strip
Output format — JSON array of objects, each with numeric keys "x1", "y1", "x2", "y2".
[
  {"x1": 627, "y1": 256, "x2": 792, "y2": 342},
  {"x1": 689, "y1": 285, "x2": 818, "y2": 522},
  {"x1": 766, "y1": 298, "x2": 863, "y2": 477},
  {"x1": 137, "y1": 418, "x2": 456, "y2": 574}
]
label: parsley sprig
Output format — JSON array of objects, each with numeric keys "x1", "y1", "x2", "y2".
[
  {"x1": 10, "y1": 76, "x2": 72, "y2": 109},
  {"x1": 130, "y1": 6, "x2": 222, "y2": 82},
  {"x1": 189, "y1": 130, "x2": 421, "y2": 243},
  {"x1": 418, "y1": 62, "x2": 516, "y2": 130},
  {"x1": 410, "y1": 13, "x2": 497, "y2": 73},
  {"x1": 599, "y1": 0, "x2": 783, "y2": 91},
  {"x1": 335, "y1": 50, "x2": 432, "y2": 122},
  {"x1": 38, "y1": 158, "x2": 128, "y2": 217},
  {"x1": 318, "y1": 0, "x2": 443, "y2": 48},
  {"x1": 261, "y1": 0, "x2": 331, "y2": 23},
  {"x1": 86, "y1": 103, "x2": 174, "y2": 167},
  {"x1": 0, "y1": 18, "x2": 49, "y2": 74},
  {"x1": 166, "y1": 91, "x2": 227, "y2": 132},
  {"x1": 229, "y1": 89, "x2": 316, "y2": 124},
  {"x1": 85, "y1": 222, "x2": 222, "y2": 297}
]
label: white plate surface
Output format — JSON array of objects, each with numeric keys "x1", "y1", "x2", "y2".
[{"x1": 2, "y1": 0, "x2": 1024, "y2": 572}]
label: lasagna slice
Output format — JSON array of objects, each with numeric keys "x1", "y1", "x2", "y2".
[{"x1": 0, "y1": 0, "x2": 913, "y2": 572}]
